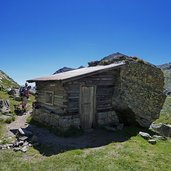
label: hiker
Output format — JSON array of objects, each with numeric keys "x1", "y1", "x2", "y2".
[{"x1": 21, "y1": 84, "x2": 31, "y2": 112}]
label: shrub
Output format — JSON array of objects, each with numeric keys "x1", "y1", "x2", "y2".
[{"x1": 136, "y1": 59, "x2": 145, "y2": 64}]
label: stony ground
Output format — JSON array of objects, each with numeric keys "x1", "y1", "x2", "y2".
[
  {"x1": 5, "y1": 111, "x2": 133, "y2": 156},
  {"x1": 6, "y1": 112, "x2": 31, "y2": 137}
]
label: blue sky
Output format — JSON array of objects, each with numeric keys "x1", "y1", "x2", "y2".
[{"x1": 0, "y1": 0, "x2": 171, "y2": 85}]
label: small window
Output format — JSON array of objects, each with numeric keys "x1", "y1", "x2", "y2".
[{"x1": 45, "y1": 91, "x2": 53, "y2": 105}]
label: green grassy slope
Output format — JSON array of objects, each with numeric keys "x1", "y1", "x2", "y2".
[
  {"x1": 155, "y1": 96, "x2": 171, "y2": 124},
  {"x1": 163, "y1": 70, "x2": 171, "y2": 91},
  {"x1": 0, "y1": 70, "x2": 19, "y2": 89},
  {"x1": 158, "y1": 62, "x2": 171, "y2": 92},
  {"x1": 0, "y1": 134, "x2": 170, "y2": 171}
]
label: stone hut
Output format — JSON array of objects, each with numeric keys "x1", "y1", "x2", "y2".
[{"x1": 27, "y1": 54, "x2": 166, "y2": 130}]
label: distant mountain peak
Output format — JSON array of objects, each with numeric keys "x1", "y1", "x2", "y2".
[
  {"x1": 53, "y1": 66, "x2": 85, "y2": 75},
  {"x1": 158, "y1": 62, "x2": 171, "y2": 71},
  {"x1": 53, "y1": 67, "x2": 75, "y2": 75},
  {"x1": 158, "y1": 62, "x2": 171, "y2": 96},
  {"x1": 101, "y1": 52, "x2": 129, "y2": 61}
]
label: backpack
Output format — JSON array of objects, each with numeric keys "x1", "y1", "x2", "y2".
[{"x1": 19, "y1": 87, "x2": 26, "y2": 97}]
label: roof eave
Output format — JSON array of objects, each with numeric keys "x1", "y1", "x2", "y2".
[{"x1": 27, "y1": 63, "x2": 126, "y2": 83}]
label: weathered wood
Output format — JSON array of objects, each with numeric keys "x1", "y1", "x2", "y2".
[
  {"x1": 35, "y1": 69, "x2": 120, "y2": 120},
  {"x1": 80, "y1": 86, "x2": 96, "y2": 129},
  {"x1": 54, "y1": 95, "x2": 67, "y2": 99},
  {"x1": 63, "y1": 70, "x2": 119, "y2": 117},
  {"x1": 38, "y1": 103, "x2": 64, "y2": 113}
]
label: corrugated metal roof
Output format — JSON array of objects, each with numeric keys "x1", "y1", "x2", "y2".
[{"x1": 27, "y1": 62, "x2": 125, "y2": 83}]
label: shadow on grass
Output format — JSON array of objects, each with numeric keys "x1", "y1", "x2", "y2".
[{"x1": 23, "y1": 119, "x2": 151, "y2": 157}]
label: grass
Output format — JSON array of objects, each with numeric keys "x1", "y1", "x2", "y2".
[
  {"x1": 0, "y1": 90, "x2": 20, "y2": 114},
  {"x1": 163, "y1": 70, "x2": 171, "y2": 90},
  {"x1": 0, "y1": 122, "x2": 5, "y2": 138},
  {"x1": 0, "y1": 134, "x2": 170, "y2": 171},
  {"x1": 0, "y1": 90, "x2": 19, "y2": 124},
  {"x1": 155, "y1": 96, "x2": 171, "y2": 124}
]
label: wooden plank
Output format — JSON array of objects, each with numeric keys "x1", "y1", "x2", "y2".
[
  {"x1": 40, "y1": 103, "x2": 64, "y2": 113},
  {"x1": 54, "y1": 95, "x2": 67, "y2": 99},
  {"x1": 80, "y1": 86, "x2": 96, "y2": 129}
]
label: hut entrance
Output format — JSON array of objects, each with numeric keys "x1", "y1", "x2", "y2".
[{"x1": 80, "y1": 86, "x2": 96, "y2": 129}]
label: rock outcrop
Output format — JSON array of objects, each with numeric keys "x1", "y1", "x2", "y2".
[{"x1": 89, "y1": 53, "x2": 166, "y2": 127}]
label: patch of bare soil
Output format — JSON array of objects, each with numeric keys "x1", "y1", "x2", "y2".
[
  {"x1": 6, "y1": 111, "x2": 31, "y2": 137},
  {"x1": 5, "y1": 112, "x2": 138, "y2": 156}
]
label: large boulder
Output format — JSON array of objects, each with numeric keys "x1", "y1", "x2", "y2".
[
  {"x1": 114, "y1": 61, "x2": 166, "y2": 127},
  {"x1": 89, "y1": 53, "x2": 166, "y2": 127}
]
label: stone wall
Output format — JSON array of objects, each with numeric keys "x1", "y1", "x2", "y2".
[
  {"x1": 32, "y1": 108, "x2": 80, "y2": 130},
  {"x1": 113, "y1": 62, "x2": 166, "y2": 127},
  {"x1": 32, "y1": 108, "x2": 120, "y2": 130},
  {"x1": 97, "y1": 111, "x2": 119, "y2": 126}
]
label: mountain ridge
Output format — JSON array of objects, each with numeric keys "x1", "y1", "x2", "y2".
[
  {"x1": 0, "y1": 70, "x2": 19, "y2": 89},
  {"x1": 158, "y1": 62, "x2": 171, "y2": 95},
  {"x1": 158, "y1": 62, "x2": 171, "y2": 70}
]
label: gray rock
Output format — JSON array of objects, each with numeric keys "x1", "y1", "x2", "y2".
[
  {"x1": 150, "y1": 123, "x2": 171, "y2": 137},
  {"x1": 18, "y1": 128, "x2": 24, "y2": 135},
  {"x1": 28, "y1": 143, "x2": 32, "y2": 147},
  {"x1": 21, "y1": 146, "x2": 28, "y2": 153},
  {"x1": 2, "y1": 147, "x2": 7, "y2": 150},
  {"x1": 0, "y1": 144, "x2": 6, "y2": 149},
  {"x1": 13, "y1": 147, "x2": 21, "y2": 152},
  {"x1": 18, "y1": 141, "x2": 24, "y2": 146},
  {"x1": 18, "y1": 136, "x2": 29, "y2": 141},
  {"x1": 139, "y1": 131, "x2": 152, "y2": 140},
  {"x1": 23, "y1": 142, "x2": 29, "y2": 146},
  {"x1": 18, "y1": 128, "x2": 33, "y2": 136},
  {"x1": 7, "y1": 143, "x2": 13, "y2": 148},
  {"x1": 152, "y1": 135, "x2": 166, "y2": 141},
  {"x1": 0, "y1": 99, "x2": 10, "y2": 113},
  {"x1": 148, "y1": 139, "x2": 157, "y2": 145},
  {"x1": 13, "y1": 141, "x2": 19, "y2": 147}
]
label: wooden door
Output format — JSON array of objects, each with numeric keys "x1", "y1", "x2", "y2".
[{"x1": 80, "y1": 86, "x2": 96, "y2": 129}]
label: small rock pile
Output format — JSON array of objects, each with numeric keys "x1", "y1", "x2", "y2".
[
  {"x1": 150, "y1": 123, "x2": 171, "y2": 137},
  {"x1": 138, "y1": 131, "x2": 167, "y2": 145},
  {"x1": 0, "y1": 128, "x2": 39, "y2": 152}
]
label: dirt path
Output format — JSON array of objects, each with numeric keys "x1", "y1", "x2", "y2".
[{"x1": 6, "y1": 111, "x2": 31, "y2": 137}]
